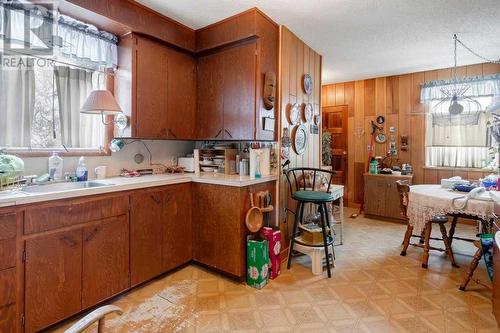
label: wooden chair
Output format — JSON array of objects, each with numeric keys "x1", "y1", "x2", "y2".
[
  {"x1": 397, "y1": 180, "x2": 458, "y2": 268},
  {"x1": 459, "y1": 240, "x2": 490, "y2": 291}
]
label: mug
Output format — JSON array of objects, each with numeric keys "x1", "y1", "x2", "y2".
[{"x1": 94, "y1": 166, "x2": 107, "y2": 179}]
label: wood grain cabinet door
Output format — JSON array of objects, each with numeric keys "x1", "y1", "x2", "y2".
[
  {"x1": 82, "y1": 215, "x2": 130, "y2": 308},
  {"x1": 0, "y1": 268, "x2": 16, "y2": 333},
  {"x1": 196, "y1": 53, "x2": 224, "y2": 139},
  {"x1": 135, "y1": 36, "x2": 168, "y2": 138},
  {"x1": 25, "y1": 229, "x2": 82, "y2": 333},
  {"x1": 166, "y1": 49, "x2": 197, "y2": 139},
  {"x1": 130, "y1": 190, "x2": 165, "y2": 286},
  {"x1": 163, "y1": 184, "x2": 192, "y2": 271},
  {"x1": 222, "y1": 42, "x2": 257, "y2": 140}
]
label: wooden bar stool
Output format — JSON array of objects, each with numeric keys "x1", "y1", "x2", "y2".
[
  {"x1": 396, "y1": 180, "x2": 458, "y2": 268},
  {"x1": 285, "y1": 167, "x2": 336, "y2": 278}
]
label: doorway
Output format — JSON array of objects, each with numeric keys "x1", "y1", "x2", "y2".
[{"x1": 322, "y1": 105, "x2": 348, "y2": 188}]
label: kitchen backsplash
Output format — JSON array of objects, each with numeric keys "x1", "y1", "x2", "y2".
[{"x1": 20, "y1": 140, "x2": 195, "y2": 178}]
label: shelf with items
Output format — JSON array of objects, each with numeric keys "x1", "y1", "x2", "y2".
[{"x1": 197, "y1": 149, "x2": 238, "y2": 174}]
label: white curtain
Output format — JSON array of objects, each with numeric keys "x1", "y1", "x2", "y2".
[
  {"x1": 0, "y1": 3, "x2": 118, "y2": 70},
  {"x1": 425, "y1": 147, "x2": 488, "y2": 168},
  {"x1": 54, "y1": 66, "x2": 105, "y2": 148},
  {"x1": 0, "y1": 57, "x2": 35, "y2": 147}
]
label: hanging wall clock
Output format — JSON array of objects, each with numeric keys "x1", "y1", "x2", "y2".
[
  {"x1": 302, "y1": 74, "x2": 313, "y2": 95},
  {"x1": 375, "y1": 133, "x2": 387, "y2": 143},
  {"x1": 292, "y1": 124, "x2": 308, "y2": 155}
]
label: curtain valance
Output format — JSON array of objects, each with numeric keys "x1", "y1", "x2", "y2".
[
  {"x1": 0, "y1": 1, "x2": 118, "y2": 70},
  {"x1": 420, "y1": 74, "x2": 500, "y2": 102}
]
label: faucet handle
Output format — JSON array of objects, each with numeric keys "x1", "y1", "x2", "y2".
[{"x1": 23, "y1": 175, "x2": 37, "y2": 185}]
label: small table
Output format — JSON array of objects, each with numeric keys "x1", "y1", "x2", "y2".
[{"x1": 407, "y1": 185, "x2": 496, "y2": 235}]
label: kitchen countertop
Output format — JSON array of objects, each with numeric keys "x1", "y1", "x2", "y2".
[{"x1": 0, "y1": 173, "x2": 278, "y2": 207}]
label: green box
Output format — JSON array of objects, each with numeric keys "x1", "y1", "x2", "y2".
[{"x1": 246, "y1": 238, "x2": 269, "y2": 289}]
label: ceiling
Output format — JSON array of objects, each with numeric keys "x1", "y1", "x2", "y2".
[{"x1": 136, "y1": 0, "x2": 500, "y2": 84}]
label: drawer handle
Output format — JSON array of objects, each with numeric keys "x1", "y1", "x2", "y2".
[
  {"x1": 61, "y1": 236, "x2": 78, "y2": 247},
  {"x1": 85, "y1": 226, "x2": 101, "y2": 243}
]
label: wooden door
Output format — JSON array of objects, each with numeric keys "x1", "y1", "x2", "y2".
[
  {"x1": 163, "y1": 184, "x2": 192, "y2": 271},
  {"x1": 192, "y1": 184, "x2": 223, "y2": 269},
  {"x1": 166, "y1": 48, "x2": 196, "y2": 139},
  {"x1": 322, "y1": 105, "x2": 348, "y2": 185},
  {"x1": 222, "y1": 42, "x2": 257, "y2": 140},
  {"x1": 130, "y1": 189, "x2": 165, "y2": 286},
  {"x1": 196, "y1": 53, "x2": 224, "y2": 139},
  {"x1": 135, "y1": 36, "x2": 168, "y2": 138},
  {"x1": 25, "y1": 229, "x2": 82, "y2": 332},
  {"x1": 82, "y1": 215, "x2": 129, "y2": 308}
]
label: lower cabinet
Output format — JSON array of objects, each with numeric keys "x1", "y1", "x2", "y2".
[
  {"x1": 130, "y1": 183, "x2": 192, "y2": 286},
  {"x1": 24, "y1": 215, "x2": 130, "y2": 332},
  {"x1": 25, "y1": 229, "x2": 83, "y2": 333},
  {"x1": 0, "y1": 268, "x2": 17, "y2": 333}
]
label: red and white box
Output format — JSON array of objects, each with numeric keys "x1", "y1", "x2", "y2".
[{"x1": 261, "y1": 227, "x2": 281, "y2": 279}]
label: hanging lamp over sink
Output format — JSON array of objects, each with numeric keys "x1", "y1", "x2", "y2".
[{"x1": 80, "y1": 90, "x2": 128, "y2": 130}]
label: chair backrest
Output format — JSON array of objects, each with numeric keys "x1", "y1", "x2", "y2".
[
  {"x1": 284, "y1": 167, "x2": 336, "y2": 194},
  {"x1": 395, "y1": 180, "x2": 410, "y2": 219}
]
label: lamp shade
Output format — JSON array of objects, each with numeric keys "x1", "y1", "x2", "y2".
[{"x1": 80, "y1": 90, "x2": 122, "y2": 115}]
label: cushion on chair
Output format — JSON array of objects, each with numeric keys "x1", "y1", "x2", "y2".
[
  {"x1": 431, "y1": 214, "x2": 448, "y2": 223},
  {"x1": 292, "y1": 190, "x2": 334, "y2": 202}
]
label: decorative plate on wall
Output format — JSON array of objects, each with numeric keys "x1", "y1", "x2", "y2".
[
  {"x1": 292, "y1": 124, "x2": 308, "y2": 155},
  {"x1": 288, "y1": 103, "x2": 302, "y2": 125},
  {"x1": 302, "y1": 74, "x2": 313, "y2": 95},
  {"x1": 313, "y1": 114, "x2": 321, "y2": 126},
  {"x1": 375, "y1": 133, "x2": 387, "y2": 143},
  {"x1": 303, "y1": 103, "x2": 314, "y2": 123}
]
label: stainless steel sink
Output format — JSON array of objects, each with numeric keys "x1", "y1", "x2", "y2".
[{"x1": 20, "y1": 181, "x2": 115, "y2": 194}]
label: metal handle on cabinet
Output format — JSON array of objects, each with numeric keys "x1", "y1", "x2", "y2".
[
  {"x1": 214, "y1": 128, "x2": 223, "y2": 138},
  {"x1": 168, "y1": 129, "x2": 177, "y2": 138},
  {"x1": 225, "y1": 129, "x2": 233, "y2": 138},
  {"x1": 61, "y1": 235, "x2": 78, "y2": 247}
]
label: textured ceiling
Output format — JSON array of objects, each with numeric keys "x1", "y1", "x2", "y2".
[{"x1": 136, "y1": 0, "x2": 500, "y2": 84}]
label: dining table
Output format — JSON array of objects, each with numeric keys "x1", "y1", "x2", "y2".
[{"x1": 407, "y1": 184, "x2": 499, "y2": 235}]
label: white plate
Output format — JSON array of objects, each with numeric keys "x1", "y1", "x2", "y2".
[
  {"x1": 289, "y1": 103, "x2": 301, "y2": 125},
  {"x1": 303, "y1": 103, "x2": 314, "y2": 123}
]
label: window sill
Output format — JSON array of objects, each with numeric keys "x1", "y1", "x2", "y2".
[{"x1": 2, "y1": 147, "x2": 111, "y2": 157}]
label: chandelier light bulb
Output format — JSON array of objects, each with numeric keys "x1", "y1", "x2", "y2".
[{"x1": 448, "y1": 94, "x2": 464, "y2": 115}]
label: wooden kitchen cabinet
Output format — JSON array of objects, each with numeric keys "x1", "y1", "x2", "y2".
[
  {"x1": 25, "y1": 229, "x2": 83, "y2": 333},
  {"x1": 82, "y1": 215, "x2": 130, "y2": 308},
  {"x1": 117, "y1": 34, "x2": 196, "y2": 139},
  {"x1": 130, "y1": 188, "x2": 166, "y2": 286},
  {"x1": 130, "y1": 183, "x2": 192, "y2": 285},
  {"x1": 364, "y1": 173, "x2": 413, "y2": 221},
  {"x1": 0, "y1": 268, "x2": 17, "y2": 333}
]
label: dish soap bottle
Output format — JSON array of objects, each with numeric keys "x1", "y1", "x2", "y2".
[
  {"x1": 369, "y1": 157, "x2": 378, "y2": 174},
  {"x1": 48, "y1": 152, "x2": 63, "y2": 181},
  {"x1": 76, "y1": 156, "x2": 88, "y2": 181}
]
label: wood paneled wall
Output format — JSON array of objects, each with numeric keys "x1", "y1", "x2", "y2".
[
  {"x1": 278, "y1": 27, "x2": 322, "y2": 252},
  {"x1": 322, "y1": 63, "x2": 500, "y2": 205}
]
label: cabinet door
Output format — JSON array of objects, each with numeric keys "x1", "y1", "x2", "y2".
[
  {"x1": 25, "y1": 229, "x2": 82, "y2": 332},
  {"x1": 385, "y1": 180, "x2": 404, "y2": 220},
  {"x1": 82, "y1": 215, "x2": 129, "y2": 308},
  {"x1": 166, "y1": 49, "x2": 196, "y2": 139},
  {"x1": 222, "y1": 42, "x2": 257, "y2": 140},
  {"x1": 135, "y1": 36, "x2": 168, "y2": 138},
  {"x1": 163, "y1": 184, "x2": 192, "y2": 271},
  {"x1": 196, "y1": 53, "x2": 224, "y2": 139},
  {"x1": 0, "y1": 268, "x2": 16, "y2": 333},
  {"x1": 130, "y1": 190, "x2": 165, "y2": 286},
  {"x1": 192, "y1": 184, "x2": 222, "y2": 269}
]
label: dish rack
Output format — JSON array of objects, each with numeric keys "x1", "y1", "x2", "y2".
[
  {"x1": 0, "y1": 174, "x2": 24, "y2": 192},
  {"x1": 198, "y1": 148, "x2": 238, "y2": 174}
]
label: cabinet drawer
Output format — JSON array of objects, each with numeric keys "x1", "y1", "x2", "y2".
[
  {"x1": 24, "y1": 195, "x2": 129, "y2": 234},
  {"x1": 0, "y1": 239, "x2": 16, "y2": 270},
  {"x1": 0, "y1": 213, "x2": 16, "y2": 240}
]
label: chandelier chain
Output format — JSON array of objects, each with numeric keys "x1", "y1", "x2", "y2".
[{"x1": 453, "y1": 34, "x2": 500, "y2": 65}]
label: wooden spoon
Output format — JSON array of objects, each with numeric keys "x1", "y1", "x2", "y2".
[{"x1": 245, "y1": 193, "x2": 263, "y2": 233}]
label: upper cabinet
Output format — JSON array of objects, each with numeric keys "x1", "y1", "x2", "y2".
[
  {"x1": 116, "y1": 34, "x2": 196, "y2": 139},
  {"x1": 115, "y1": 8, "x2": 278, "y2": 141}
]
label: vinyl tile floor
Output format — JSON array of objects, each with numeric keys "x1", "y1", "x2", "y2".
[{"x1": 52, "y1": 208, "x2": 500, "y2": 333}]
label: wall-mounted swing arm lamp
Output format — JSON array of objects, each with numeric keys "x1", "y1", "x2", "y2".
[{"x1": 80, "y1": 90, "x2": 128, "y2": 130}]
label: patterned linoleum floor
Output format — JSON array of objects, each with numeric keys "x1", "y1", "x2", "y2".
[{"x1": 53, "y1": 208, "x2": 500, "y2": 332}]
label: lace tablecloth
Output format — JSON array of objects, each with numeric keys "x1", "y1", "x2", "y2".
[{"x1": 407, "y1": 185, "x2": 497, "y2": 234}]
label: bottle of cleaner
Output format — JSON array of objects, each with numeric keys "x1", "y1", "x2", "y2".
[
  {"x1": 369, "y1": 157, "x2": 378, "y2": 174},
  {"x1": 76, "y1": 156, "x2": 88, "y2": 181},
  {"x1": 48, "y1": 152, "x2": 63, "y2": 181}
]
